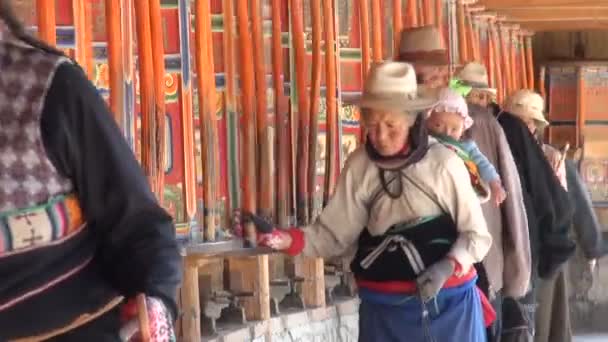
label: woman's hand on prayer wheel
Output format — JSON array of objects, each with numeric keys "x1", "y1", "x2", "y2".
[{"x1": 258, "y1": 230, "x2": 293, "y2": 250}]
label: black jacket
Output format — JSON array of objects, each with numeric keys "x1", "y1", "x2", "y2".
[{"x1": 497, "y1": 111, "x2": 575, "y2": 278}]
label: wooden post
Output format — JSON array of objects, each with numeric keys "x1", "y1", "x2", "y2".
[
  {"x1": 308, "y1": 0, "x2": 322, "y2": 217},
  {"x1": 228, "y1": 256, "x2": 271, "y2": 321},
  {"x1": 457, "y1": 1, "x2": 468, "y2": 64},
  {"x1": 290, "y1": 0, "x2": 311, "y2": 225},
  {"x1": 37, "y1": 0, "x2": 56, "y2": 46},
  {"x1": 251, "y1": 0, "x2": 273, "y2": 220},
  {"x1": 149, "y1": 0, "x2": 166, "y2": 201},
  {"x1": 133, "y1": 0, "x2": 158, "y2": 192},
  {"x1": 359, "y1": 0, "x2": 371, "y2": 75},
  {"x1": 393, "y1": 0, "x2": 403, "y2": 53},
  {"x1": 272, "y1": 0, "x2": 290, "y2": 228},
  {"x1": 371, "y1": 0, "x2": 382, "y2": 61},
  {"x1": 73, "y1": 0, "x2": 94, "y2": 78},
  {"x1": 525, "y1": 33, "x2": 535, "y2": 90},
  {"x1": 294, "y1": 256, "x2": 326, "y2": 307},
  {"x1": 324, "y1": 0, "x2": 338, "y2": 203},
  {"x1": 177, "y1": 0, "x2": 197, "y2": 221},
  {"x1": 180, "y1": 258, "x2": 201, "y2": 342}
]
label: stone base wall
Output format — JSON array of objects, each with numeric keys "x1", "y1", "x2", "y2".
[{"x1": 202, "y1": 298, "x2": 359, "y2": 342}]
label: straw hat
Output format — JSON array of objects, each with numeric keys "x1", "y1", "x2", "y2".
[
  {"x1": 504, "y1": 89, "x2": 549, "y2": 127},
  {"x1": 351, "y1": 62, "x2": 438, "y2": 112},
  {"x1": 397, "y1": 26, "x2": 449, "y2": 65},
  {"x1": 456, "y1": 62, "x2": 496, "y2": 95}
]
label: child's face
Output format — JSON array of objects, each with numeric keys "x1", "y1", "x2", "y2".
[{"x1": 426, "y1": 111, "x2": 465, "y2": 140}]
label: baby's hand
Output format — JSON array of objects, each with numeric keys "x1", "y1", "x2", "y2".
[{"x1": 490, "y1": 180, "x2": 507, "y2": 206}]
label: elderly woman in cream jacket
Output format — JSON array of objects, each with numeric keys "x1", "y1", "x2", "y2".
[{"x1": 250, "y1": 62, "x2": 492, "y2": 341}]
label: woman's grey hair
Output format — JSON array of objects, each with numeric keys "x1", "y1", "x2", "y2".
[
  {"x1": 0, "y1": 0, "x2": 65, "y2": 56},
  {"x1": 360, "y1": 108, "x2": 420, "y2": 127}
]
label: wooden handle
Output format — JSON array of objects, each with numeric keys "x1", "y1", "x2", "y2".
[{"x1": 136, "y1": 294, "x2": 151, "y2": 342}]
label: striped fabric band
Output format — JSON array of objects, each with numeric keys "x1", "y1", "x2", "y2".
[{"x1": 0, "y1": 194, "x2": 85, "y2": 257}]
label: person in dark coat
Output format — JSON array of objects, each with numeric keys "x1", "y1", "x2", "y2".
[
  {"x1": 0, "y1": 1, "x2": 182, "y2": 340},
  {"x1": 496, "y1": 89, "x2": 576, "y2": 342},
  {"x1": 454, "y1": 62, "x2": 532, "y2": 342}
]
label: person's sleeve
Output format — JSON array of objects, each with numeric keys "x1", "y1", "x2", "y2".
[
  {"x1": 288, "y1": 153, "x2": 369, "y2": 259},
  {"x1": 437, "y1": 155, "x2": 493, "y2": 275},
  {"x1": 463, "y1": 140, "x2": 501, "y2": 183},
  {"x1": 39, "y1": 62, "x2": 182, "y2": 318},
  {"x1": 494, "y1": 122, "x2": 531, "y2": 298},
  {"x1": 566, "y1": 160, "x2": 606, "y2": 259}
]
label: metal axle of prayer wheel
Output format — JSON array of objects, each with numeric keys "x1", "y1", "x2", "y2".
[
  {"x1": 269, "y1": 276, "x2": 306, "y2": 311},
  {"x1": 325, "y1": 262, "x2": 355, "y2": 301},
  {"x1": 215, "y1": 291, "x2": 254, "y2": 326}
]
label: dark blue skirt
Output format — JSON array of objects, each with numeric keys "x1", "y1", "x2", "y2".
[{"x1": 358, "y1": 278, "x2": 486, "y2": 342}]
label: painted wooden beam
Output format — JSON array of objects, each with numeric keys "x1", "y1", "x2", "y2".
[
  {"x1": 495, "y1": 8, "x2": 608, "y2": 20},
  {"x1": 479, "y1": 0, "x2": 608, "y2": 8},
  {"x1": 516, "y1": 20, "x2": 608, "y2": 31}
]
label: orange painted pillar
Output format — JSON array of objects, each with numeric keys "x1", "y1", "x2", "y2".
[
  {"x1": 525, "y1": 33, "x2": 535, "y2": 90},
  {"x1": 371, "y1": 0, "x2": 383, "y2": 61},
  {"x1": 359, "y1": 0, "x2": 371, "y2": 75},
  {"x1": 393, "y1": 0, "x2": 403, "y2": 53},
  {"x1": 37, "y1": 0, "x2": 56, "y2": 45},
  {"x1": 457, "y1": 1, "x2": 468, "y2": 64}
]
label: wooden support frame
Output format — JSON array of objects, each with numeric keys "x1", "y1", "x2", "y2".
[
  {"x1": 227, "y1": 256, "x2": 271, "y2": 321},
  {"x1": 294, "y1": 257, "x2": 326, "y2": 308}
]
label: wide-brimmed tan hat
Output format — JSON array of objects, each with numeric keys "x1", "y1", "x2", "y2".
[
  {"x1": 504, "y1": 89, "x2": 549, "y2": 127},
  {"x1": 456, "y1": 62, "x2": 497, "y2": 95},
  {"x1": 350, "y1": 62, "x2": 438, "y2": 112},
  {"x1": 397, "y1": 25, "x2": 449, "y2": 65}
]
